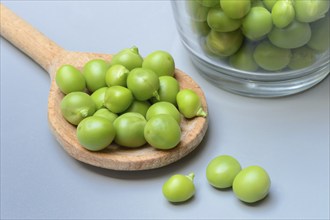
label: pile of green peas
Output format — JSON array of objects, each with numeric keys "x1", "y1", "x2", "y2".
[
  {"x1": 162, "y1": 155, "x2": 271, "y2": 204},
  {"x1": 187, "y1": 0, "x2": 329, "y2": 71},
  {"x1": 56, "y1": 46, "x2": 207, "y2": 151}
]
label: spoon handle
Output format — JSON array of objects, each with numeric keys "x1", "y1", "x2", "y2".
[{"x1": 0, "y1": 3, "x2": 64, "y2": 76}]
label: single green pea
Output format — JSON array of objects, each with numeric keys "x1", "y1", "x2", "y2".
[
  {"x1": 307, "y1": 15, "x2": 330, "y2": 52},
  {"x1": 207, "y1": 7, "x2": 242, "y2": 32},
  {"x1": 105, "y1": 64, "x2": 129, "y2": 87},
  {"x1": 90, "y1": 87, "x2": 107, "y2": 110},
  {"x1": 142, "y1": 50, "x2": 175, "y2": 77},
  {"x1": 233, "y1": 165, "x2": 271, "y2": 203},
  {"x1": 294, "y1": 0, "x2": 330, "y2": 23},
  {"x1": 82, "y1": 59, "x2": 109, "y2": 92},
  {"x1": 206, "y1": 155, "x2": 242, "y2": 189},
  {"x1": 288, "y1": 46, "x2": 316, "y2": 70},
  {"x1": 144, "y1": 114, "x2": 181, "y2": 150},
  {"x1": 55, "y1": 64, "x2": 86, "y2": 94},
  {"x1": 229, "y1": 43, "x2": 259, "y2": 71},
  {"x1": 271, "y1": 0, "x2": 295, "y2": 28},
  {"x1": 151, "y1": 76, "x2": 180, "y2": 105},
  {"x1": 93, "y1": 108, "x2": 118, "y2": 123},
  {"x1": 113, "y1": 112, "x2": 147, "y2": 148},
  {"x1": 220, "y1": 0, "x2": 251, "y2": 19},
  {"x1": 125, "y1": 100, "x2": 151, "y2": 118},
  {"x1": 110, "y1": 46, "x2": 143, "y2": 71},
  {"x1": 104, "y1": 86, "x2": 133, "y2": 114},
  {"x1": 242, "y1": 6, "x2": 273, "y2": 41},
  {"x1": 146, "y1": 102, "x2": 182, "y2": 124},
  {"x1": 253, "y1": 41, "x2": 292, "y2": 71},
  {"x1": 127, "y1": 68, "x2": 160, "y2": 101},
  {"x1": 268, "y1": 20, "x2": 312, "y2": 49},
  {"x1": 60, "y1": 92, "x2": 96, "y2": 125},
  {"x1": 206, "y1": 29, "x2": 244, "y2": 57},
  {"x1": 176, "y1": 89, "x2": 207, "y2": 119},
  {"x1": 162, "y1": 173, "x2": 196, "y2": 203},
  {"x1": 77, "y1": 116, "x2": 116, "y2": 151}
]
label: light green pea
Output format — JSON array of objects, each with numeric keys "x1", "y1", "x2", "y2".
[
  {"x1": 60, "y1": 92, "x2": 96, "y2": 126},
  {"x1": 207, "y1": 7, "x2": 242, "y2": 32},
  {"x1": 110, "y1": 46, "x2": 143, "y2": 71},
  {"x1": 271, "y1": 0, "x2": 295, "y2": 28},
  {"x1": 176, "y1": 89, "x2": 207, "y2": 119},
  {"x1": 294, "y1": 0, "x2": 330, "y2": 23},
  {"x1": 104, "y1": 86, "x2": 133, "y2": 114},
  {"x1": 253, "y1": 40, "x2": 292, "y2": 71},
  {"x1": 268, "y1": 20, "x2": 311, "y2": 49},
  {"x1": 206, "y1": 29, "x2": 244, "y2": 57},
  {"x1": 162, "y1": 173, "x2": 196, "y2": 203},
  {"x1": 105, "y1": 64, "x2": 129, "y2": 87}
]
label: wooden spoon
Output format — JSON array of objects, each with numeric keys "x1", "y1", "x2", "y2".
[{"x1": 0, "y1": 4, "x2": 208, "y2": 170}]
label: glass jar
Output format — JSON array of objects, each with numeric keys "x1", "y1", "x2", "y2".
[{"x1": 171, "y1": 0, "x2": 329, "y2": 97}]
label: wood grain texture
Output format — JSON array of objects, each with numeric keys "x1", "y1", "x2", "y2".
[{"x1": 1, "y1": 3, "x2": 209, "y2": 170}]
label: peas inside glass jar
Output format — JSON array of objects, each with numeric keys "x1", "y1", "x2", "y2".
[{"x1": 183, "y1": 0, "x2": 329, "y2": 72}]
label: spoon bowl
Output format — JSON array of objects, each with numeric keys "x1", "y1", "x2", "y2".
[{"x1": 1, "y1": 4, "x2": 208, "y2": 170}]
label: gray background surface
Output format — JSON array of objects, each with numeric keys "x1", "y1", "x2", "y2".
[{"x1": 1, "y1": 1, "x2": 329, "y2": 219}]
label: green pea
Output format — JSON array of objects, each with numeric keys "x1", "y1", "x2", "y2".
[
  {"x1": 288, "y1": 46, "x2": 316, "y2": 70},
  {"x1": 60, "y1": 92, "x2": 96, "y2": 125},
  {"x1": 176, "y1": 89, "x2": 207, "y2": 119},
  {"x1": 82, "y1": 59, "x2": 109, "y2": 92},
  {"x1": 127, "y1": 68, "x2": 160, "y2": 101},
  {"x1": 162, "y1": 173, "x2": 196, "y2": 203},
  {"x1": 220, "y1": 0, "x2": 251, "y2": 19},
  {"x1": 271, "y1": 0, "x2": 295, "y2": 28},
  {"x1": 90, "y1": 87, "x2": 107, "y2": 110},
  {"x1": 207, "y1": 7, "x2": 242, "y2": 32},
  {"x1": 233, "y1": 165, "x2": 271, "y2": 203},
  {"x1": 307, "y1": 15, "x2": 330, "y2": 52},
  {"x1": 110, "y1": 46, "x2": 143, "y2": 71},
  {"x1": 242, "y1": 6, "x2": 273, "y2": 41},
  {"x1": 152, "y1": 76, "x2": 180, "y2": 105},
  {"x1": 113, "y1": 112, "x2": 147, "y2": 148},
  {"x1": 93, "y1": 108, "x2": 118, "y2": 123},
  {"x1": 142, "y1": 50, "x2": 175, "y2": 77},
  {"x1": 229, "y1": 43, "x2": 259, "y2": 71},
  {"x1": 268, "y1": 20, "x2": 311, "y2": 49},
  {"x1": 294, "y1": 0, "x2": 330, "y2": 23},
  {"x1": 144, "y1": 114, "x2": 181, "y2": 150},
  {"x1": 105, "y1": 64, "x2": 129, "y2": 87},
  {"x1": 206, "y1": 155, "x2": 242, "y2": 189},
  {"x1": 146, "y1": 102, "x2": 182, "y2": 124},
  {"x1": 206, "y1": 29, "x2": 244, "y2": 57},
  {"x1": 55, "y1": 64, "x2": 86, "y2": 94},
  {"x1": 125, "y1": 100, "x2": 151, "y2": 118},
  {"x1": 77, "y1": 116, "x2": 116, "y2": 151},
  {"x1": 186, "y1": 0, "x2": 209, "y2": 21},
  {"x1": 253, "y1": 40, "x2": 292, "y2": 71},
  {"x1": 104, "y1": 86, "x2": 133, "y2": 114}
]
